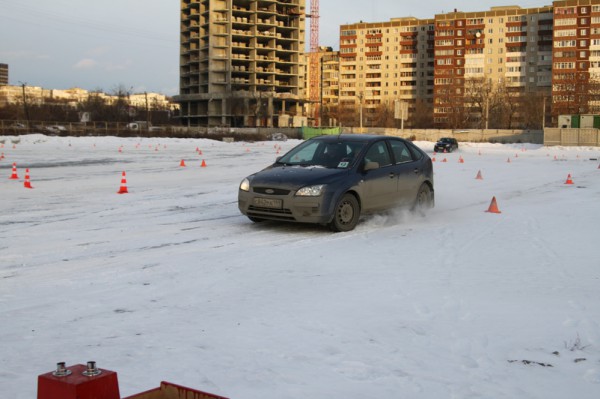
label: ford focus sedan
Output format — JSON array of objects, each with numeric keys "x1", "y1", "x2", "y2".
[{"x1": 238, "y1": 134, "x2": 434, "y2": 232}]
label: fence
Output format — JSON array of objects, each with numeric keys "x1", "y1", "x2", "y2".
[
  {"x1": 1, "y1": 119, "x2": 553, "y2": 145},
  {"x1": 342, "y1": 127, "x2": 544, "y2": 144},
  {"x1": 543, "y1": 128, "x2": 600, "y2": 146}
]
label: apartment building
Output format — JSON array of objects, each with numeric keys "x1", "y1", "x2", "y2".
[
  {"x1": 303, "y1": 46, "x2": 339, "y2": 126},
  {"x1": 0, "y1": 85, "x2": 173, "y2": 110},
  {"x1": 0, "y1": 63, "x2": 8, "y2": 86},
  {"x1": 552, "y1": 0, "x2": 600, "y2": 116},
  {"x1": 338, "y1": 17, "x2": 435, "y2": 128},
  {"x1": 176, "y1": 0, "x2": 306, "y2": 128},
  {"x1": 433, "y1": 5, "x2": 554, "y2": 128}
]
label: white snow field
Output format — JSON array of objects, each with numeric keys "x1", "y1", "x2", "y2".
[{"x1": 1, "y1": 134, "x2": 599, "y2": 399}]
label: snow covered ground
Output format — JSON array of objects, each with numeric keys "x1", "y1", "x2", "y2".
[{"x1": 1, "y1": 134, "x2": 599, "y2": 399}]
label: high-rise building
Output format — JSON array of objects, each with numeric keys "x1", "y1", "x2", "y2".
[
  {"x1": 303, "y1": 46, "x2": 339, "y2": 126},
  {"x1": 0, "y1": 63, "x2": 8, "y2": 86},
  {"x1": 552, "y1": 0, "x2": 600, "y2": 117},
  {"x1": 338, "y1": 18, "x2": 435, "y2": 129},
  {"x1": 432, "y1": 5, "x2": 554, "y2": 128},
  {"x1": 175, "y1": 0, "x2": 306, "y2": 128}
]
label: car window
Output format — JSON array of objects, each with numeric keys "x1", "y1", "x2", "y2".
[
  {"x1": 390, "y1": 140, "x2": 414, "y2": 163},
  {"x1": 407, "y1": 142, "x2": 424, "y2": 160},
  {"x1": 283, "y1": 141, "x2": 321, "y2": 164},
  {"x1": 279, "y1": 140, "x2": 366, "y2": 168},
  {"x1": 364, "y1": 142, "x2": 392, "y2": 167}
]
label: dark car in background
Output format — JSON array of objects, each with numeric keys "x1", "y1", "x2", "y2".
[
  {"x1": 434, "y1": 137, "x2": 458, "y2": 153},
  {"x1": 238, "y1": 134, "x2": 434, "y2": 232}
]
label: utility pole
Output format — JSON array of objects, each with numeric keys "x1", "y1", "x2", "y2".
[
  {"x1": 319, "y1": 56, "x2": 323, "y2": 127},
  {"x1": 145, "y1": 91, "x2": 149, "y2": 129},
  {"x1": 542, "y1": 96, "x2": 546, "y2": 129},
  {"x1": 358, "y1": 92, "x2": 364, "y2": 132},
  {"x1": 19, "y1": 81, "x2": 31, "y2": 128},
  {"x1": 485, "y1": 96, "x2": 489, "y2": 130}
]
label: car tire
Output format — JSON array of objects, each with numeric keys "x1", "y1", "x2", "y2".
[
  {"x1": 329, "y1": 193, "x2": 360, "y2": 232},
  {"x1": 413, "y1": 183, "x2": 433, "y2": 214}
]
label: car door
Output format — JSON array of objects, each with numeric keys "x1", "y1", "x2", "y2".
[
  {"x1": 360, "y1": 141, "x2": 396, "y2": 211},
  {"x1": 389, "y1": 139, "x2": 423, "y2": 206}
]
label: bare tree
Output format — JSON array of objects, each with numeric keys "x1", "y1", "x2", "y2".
[
  {"x1": 410, "y1": 99, "x2": 433, "y2": 129},
  {"x1": 520, "y1": 91, "x2": 548, "y2": 129},
  {"x1": 463, "y1": 77, "x2": 496, "y2": 129}
]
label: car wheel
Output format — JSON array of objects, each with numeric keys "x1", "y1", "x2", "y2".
[
  {"x1": 413, "y1": 183, "x2": 433, "y2": 214},
  {"x1": 329, "y1": 193, "x2": 360, "y2": 232},
  {"x1": 248, "y1": 216, "x2": 266, "y2": 223}
]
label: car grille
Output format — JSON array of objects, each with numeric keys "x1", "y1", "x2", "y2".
[
  {"x1": 247, "y1": 206, "x2": 295, "y2": 221},
  {"x1": 253, "y1": 187, "x2": 291, "y2": 195}
]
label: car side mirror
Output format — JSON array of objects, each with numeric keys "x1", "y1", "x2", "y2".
[{"x1": 364, "y1": 161, "x2": 379, "y2": 171}]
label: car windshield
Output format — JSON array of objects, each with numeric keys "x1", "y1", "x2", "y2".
[
  {"x1": 439, "y1": 138, "x2": 453, "y2": 143},
  {"x1": 277, "y1": 139, "x2": 367, "y2": 169}
]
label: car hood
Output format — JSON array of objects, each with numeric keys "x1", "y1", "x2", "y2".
[{"x1": 249, "y1": 164, "x2": 349, "y2": 190}]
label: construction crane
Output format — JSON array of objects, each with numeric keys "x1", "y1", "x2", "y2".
[{"x1": 308, "y1": 0, "x2": 320, "y2": 126}]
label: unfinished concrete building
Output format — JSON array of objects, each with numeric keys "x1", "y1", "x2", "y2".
[{"x1": 176, "y1": 0, "x2": 306, "y2": 128}]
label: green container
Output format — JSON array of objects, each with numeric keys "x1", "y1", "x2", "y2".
[{"x1": 571, "y1": 115, "x2": 580, "y2": 128}]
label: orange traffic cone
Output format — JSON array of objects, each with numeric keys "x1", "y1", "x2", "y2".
[
  {"x1": 432, "y1": 157, "x2": 436, "y2": 162},
  {"x1": 485, "y1": 196, "x2": 501, "y2": 214},
  {"x1": 180, "y1": 159, "x2": 186, "y2": 167},
  {"x1": 507, "y1": 157, "x2": 511, "y2": 163},
  {"x1": 117, "y1": 171, "x2": 129, "y2": 194},
  {"x1": 475, "y1": 170, "x2": 483, "y2": 180},
  {"x1": 24, "y1": 168, "x2": 33, "y2": 189},
  {"x1": 565, "y1": 174, "x2": 574, "y2": 184},
  {"x1": 458, "y1": 156, "x2": 464, "y2": 163},
  {"x1": 9, "y1": 162, "x2": 18, "y2": 179},
  {"x1": 441, "y1": 158, "x2": 447, "y2": 163},
  {"x1": 201, "y1": 159, "x2": 207, "y2": 167}
]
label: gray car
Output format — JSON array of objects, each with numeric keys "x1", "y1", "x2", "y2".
[{"x1": 238, "y1": 134, "x2": 434, "y2": 232}]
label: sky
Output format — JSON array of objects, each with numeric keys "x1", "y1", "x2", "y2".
[
  {"x1": 1, "y1": 133, "x2": 599, "y2": 398},
  {"x1": 0, "y1": 0, "x2": 551, "y2": 95}
]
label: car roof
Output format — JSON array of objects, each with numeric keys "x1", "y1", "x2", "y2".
[{"x1": 310, "y1": 134, "x2": 404, "y2": 143}]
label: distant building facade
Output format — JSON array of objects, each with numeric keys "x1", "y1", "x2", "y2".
[
  {"x1": 337, "y1": 17, "x2": 435, "y2": 128},
  {"x1": 305, "y1": 1, "x2": 600, "y2": 130},
  {"x1": 432, "y1": 5, "x2": 554, "y2": 128},
  {"x1": 0, "y1": 85, "x2": 175, "y2": 110},
  {"x1": 175, "y1": 0, "x2": 307, "y2": 128},
  {"x1": 0, "y1": 63, "x2": 8, "y2": 86},
  {"x1": 551, "y1": 0, "x2": 600, "y2": 116}
]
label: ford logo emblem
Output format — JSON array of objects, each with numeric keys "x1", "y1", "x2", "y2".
[{"x1": 265, "y1": 189, "x2": 274, "y2": 194}]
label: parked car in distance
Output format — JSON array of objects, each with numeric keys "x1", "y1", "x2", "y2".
[
  {"x1": 434, "y1": 137, "x2": 458, "y2": 153},
  {"x1": 45, "y1": 125, "x2": 67, "y2": 135},
  {"x1": 238, "y1": 134, "x2": 434, "y2": 232},
  {"x1": 270, "y1": 132, "x2": 288, "y2": 141}
]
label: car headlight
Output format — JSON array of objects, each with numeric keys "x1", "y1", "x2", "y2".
[
  {"x1": 296, "y1": 184, "x2": 325, "y2": 197},
  {"x1": 239, "y1": 178, "x2": 250, "y2": 192}
]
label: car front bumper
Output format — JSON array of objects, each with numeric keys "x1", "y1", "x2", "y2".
[{"x1": 238, "y1": 189, "x2": 335, "y2": 224}]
